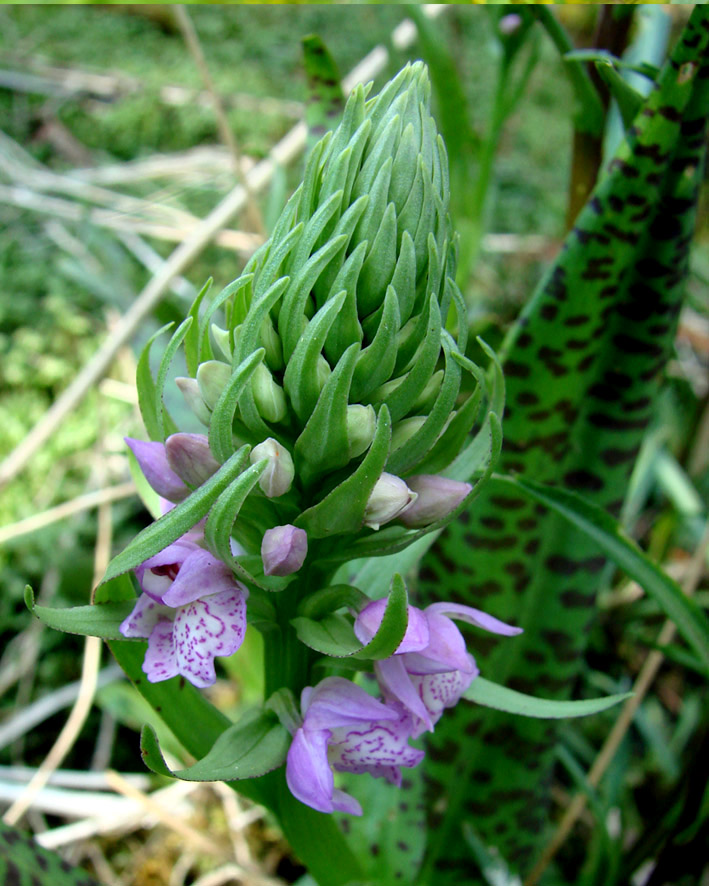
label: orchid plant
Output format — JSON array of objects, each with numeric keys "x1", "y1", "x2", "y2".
[{"x1": 27, "y1": 25, "x2": 709, "y2": 885}]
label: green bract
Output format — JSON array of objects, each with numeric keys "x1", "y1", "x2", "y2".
[{"x1": 177, "y1": 62, "x2": 483, "y2": 540}]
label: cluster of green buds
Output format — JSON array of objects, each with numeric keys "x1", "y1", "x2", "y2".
[{"x1": 174, "y1": 62, "x2": 485, "y2": 567}]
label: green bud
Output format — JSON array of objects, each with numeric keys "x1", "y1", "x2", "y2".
[
  {"x1": 211, "y1": 324, "x2": 232, "y2": 362},
  {"x1": 196, "y1": 360, "x2": 231, "y2": 410},
  {"x1": 260, "y1": 314, "x2": 284, "y2": 371},
  {"x1": 391, "y1": 416, "x2": 427, "y2": 452},
  {"x1": 175, "y1": 377, "x2": 212, "y2": 426},
  {"x1": 252, "y1": 363, "x2": 287, "y2": 424},
  {"x1": 346, "y1": 404, "x2": 376, "y2": 458},
  {"x1": 412, "y1": 369, "x2": 444, "y2": 413},
  {"x1": 316, "y1": 354, "x2": 331, "y2": 391}
]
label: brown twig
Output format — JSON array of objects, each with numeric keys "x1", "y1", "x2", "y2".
[{"x1": 173, "y1": 4, "x2": 264, "y2": 236}]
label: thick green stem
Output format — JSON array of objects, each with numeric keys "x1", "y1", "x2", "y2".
[{"x1": 260, "y1": 567, "x2": 366, "y2": 886}]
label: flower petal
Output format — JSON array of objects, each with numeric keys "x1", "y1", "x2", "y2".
[
  {"x1": 286, "y1": 727, "x2": 336, "y2": 813},
  {"x1": 354, "y1": 600, "x2": 429, "y2": 653},
  {"x1": 125, "y1": 438, "x2": 189, "y2": 502},
  {"x1": 172, "y1": 589, "x2": 248, "y2": 688},
  {"x1": 162, "y1": 548, "x2": 243, "y2": 607},
  {"x1": 374, "y1": 657, "x2": 432, "y2": 733},
  {"x1": 143, "y1": 618, "x2": 179, "y2": 683},
  {"x1": 425, "y1": 602, "x2": 522, "y2": 636},
  {"x1": 302, "y1": 677, "x2": 397, "y2": 732},
  {"x1": 120, "y1": 593, "x2": 172, "y2": 639},
  {"x1": 409, "y1": 659, "x2": 478, "y2": 725},
  {"x1": 402, "y1": 611, "x2": 473, "y2": 675},
  {"x1": 331, "y1": 788, "x2": 363, "y2": 816}
]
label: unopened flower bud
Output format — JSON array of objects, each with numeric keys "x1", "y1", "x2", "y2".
[
  {"x1": 364, "y1": 472, "x2": 417, "y2": 530},
  {"x1": 165, "y1": 433, "x2": 220, "y2": 488},
  {"x1": 499, "y1": 13, "x2": 522, "y2": 36},
  {"x1": 197, "y1": 360, "x2": 231, "y2": 410},
  {"x1": 260, "y1": 314, "x2": 284, "y2": 371},
  {"x1": 176, "y1": 377, "x2": 212, "y2": 426},
  {"x1": 261, "y1": 524, "x2": 308, "y2": 576},
  {"x1": 251, "y1": 437, "x2": 294, "y2": 497},
  {"x1": 398, "y1": 475, "x2": 472, "y2": 528},
  {"x1": 252, "y1": 363, "x2": 287, "y2": 423},
  {"x1": 391, "y1": 416, "x2": 427, "y2": 452},
  {"x1": 125, "y1": 438, "x2": 188, "y2": 502},
  {"x1": 346, "y1": 405, "x2": 376, "y2": 458},
  {"x1": 316, "y1": 354, "x2": 331, "y2": 391},
  {"x1": 211, "y1": 325, "x2": 233, "y2": 362}
]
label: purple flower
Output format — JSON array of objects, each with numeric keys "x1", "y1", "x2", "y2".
[
  {"x1": 120, "y1": 537, "x2": 248, "y2": 688},
  {"x1": 126, "y1": 438, "x2": 189, "y2": 502},
  {"x1": 286, "y1": 677, "x2": 424, "y2": 815},
  {"x1": 354, "y1": 600, "x2": 522, "y2": 736},
  {"x1": 126, "y1": 433, "x2": 220, "y2": 503},
  {"x1": 397, "y1": 475, "x2": 472, "y2": 528},
  {"x1": 261, "y1": 525, "x2": 308, "y2": 576}
]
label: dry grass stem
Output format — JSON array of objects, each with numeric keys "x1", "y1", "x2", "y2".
[
  {"x1": 0, "y1": 482, "x2": 136, "y2": 545},
  {"x1": 173, "y1": 4, "x2": 264, "y2": 236},
  {"x1": 103, "y1": 771, "x2": 225, "y2": 859},
  {"x1": 525, "y1": 522, "x2": 709, "y2": 886},
  {"x1": 2, "y1": 478, "x2": 114, "y2": 825},
  {"x1": 35, "y1": 780, "x2": 200, "y2": 850}
]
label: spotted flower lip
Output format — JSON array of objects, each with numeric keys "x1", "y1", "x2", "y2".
[
  {"x1": 285, "y1": 677, "x2": 424, "y2": 816},
  {"x1": 120, "y1": 534, "x2": 248, "y2": 687},
  {"x1": 354, "y1": 600, "x2": 522, "y2": 736}
]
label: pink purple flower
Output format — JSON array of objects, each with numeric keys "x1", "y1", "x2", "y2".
[
  {"x1": 354, "y1": 600, "x2": 522, "y2": 737},
  {"x1": 261, "y1": 525, "x2": 308, "y2": 576},
  {"x1": 126, "y1": 433, "x2": 220, "y2": 503},
  {"x1": 285, "y1": 677, "x2": 424, "y2": 815},
  {"x1": 120, "y1": 537, "x2": 248, "y2": 688}
]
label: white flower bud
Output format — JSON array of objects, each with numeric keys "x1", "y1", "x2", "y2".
[
  {"x1": 251, "y1": 437, "x2": 295, "y2": 497},
  {"x1": 363, "y1": 472, "x2": 417, "y2": 530},
  {"x1": 176, "y1": 376, "x2": 212, "y2": 426}
]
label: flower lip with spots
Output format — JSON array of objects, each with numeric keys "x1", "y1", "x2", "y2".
[
  {"x1": 285, "y1": 677, "x2": 424, "y2": 816},
  {"x1": 120, "y1": 535, "x2": 248, "y2": 688},
  {"x1": 354, "y1": 599, "x2": 522, "y2": 736}
]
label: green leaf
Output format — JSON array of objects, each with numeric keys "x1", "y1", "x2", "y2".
[
  {"x1": 464, "y1": 677, "x2": 631, "y2": 719},
  {"x1": 136, "y1": 321, "x2": 172, "y2": 442},
  {"x1": 107, "y1": 639, "x2": 270, "y2": 807},
  {"x1": 184, "y1": 278, "x2": 212, "y2": 376},
  {"x1": 155, "y1": 316, "x2": 192, "y2": 441},
  {"x1": 297, "y1": 584, "x2": 370, "y2": 620},
  {"x1": 26, "y1": 585, "x2": 134, "y2": 639},
  {"x1": 595, "y1": 62, "x2": 643, "y2": 129},
  {"x1": 283, "y1": 289, "x2": 347, "y2": 422},
  {"x1": 102, "y1": 447, "x2": 253, "y2": 583},
  {"x1": 208, "y1": 349, "x2": 265, "y2": 463},
  {"x1": 291, "y1": 573, "x2": 408, "y2": 660},
  {"x1": 296, "y1": 405, "x2": 391, "y2": 539},
  {"x1": 295, "y1": 342, "x2": 360, "y2": 484},
  {"x1": 141, "y1": 713, "x2": 290, "y2": 782},
  {"x1": 0, "y1": 820, "x2": 101, "y2": 886},
  {"x1": 491, "y1": 474, "x2": 709, "y2": 676},
  {"x1": 203, "y1": 455, "x2": 267, "y2": 566}
]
